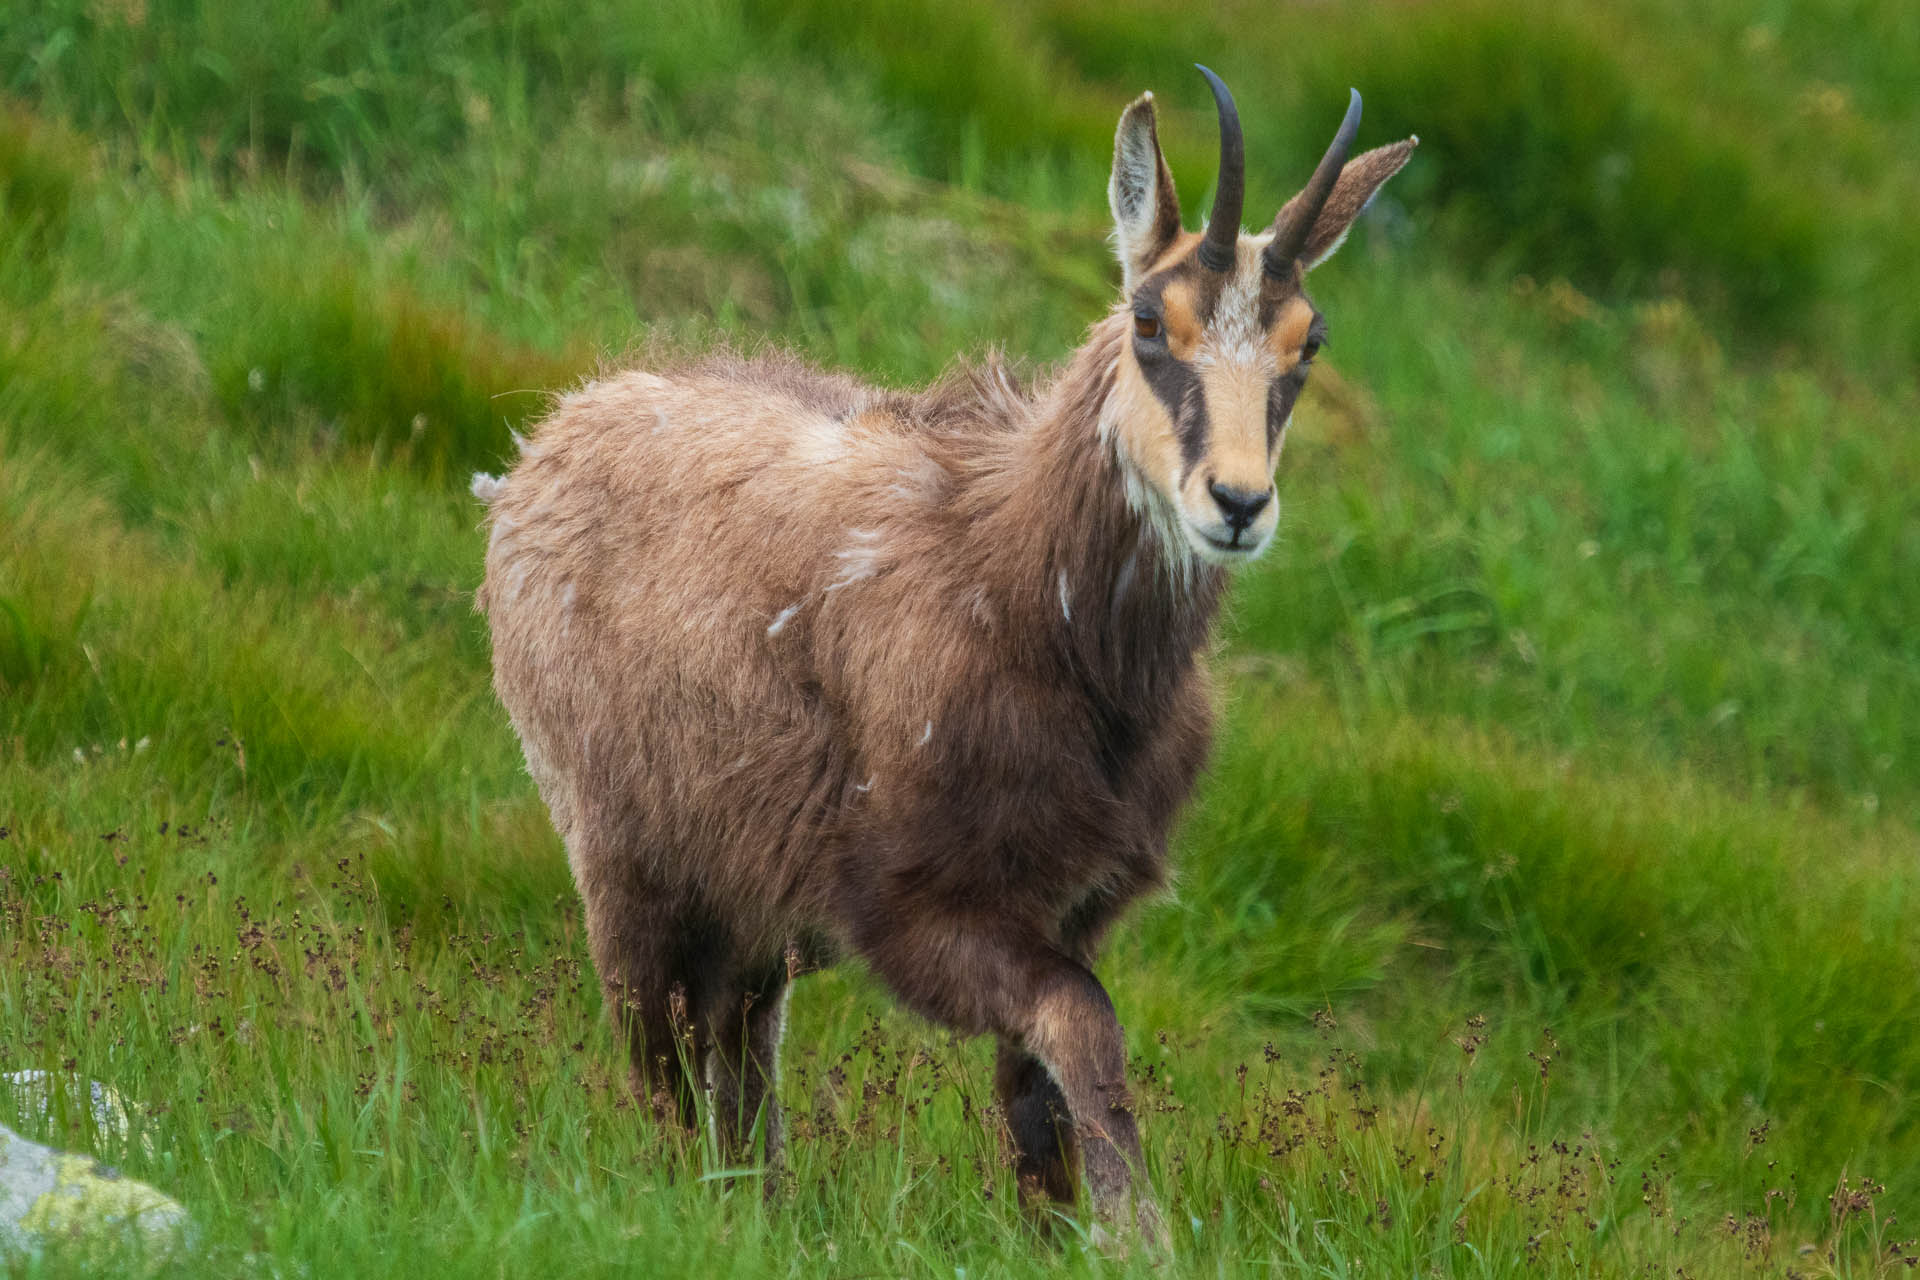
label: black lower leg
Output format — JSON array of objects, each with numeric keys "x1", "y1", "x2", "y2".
[
  {"x1": 996, "y1": 1041, "x2": 1077, "y2": 1209},
  {"x1": 582, "y1": 883, "x2": 703, "y2": 1131},
  {"x1": 703, "y1": 963, "x2": 790, "y2": 1164}
]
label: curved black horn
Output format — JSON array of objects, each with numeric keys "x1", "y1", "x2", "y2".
[
  {"x1": 1265, "y1": 88, "x2": 1363, "y2": 275},
  {"x1": 1195, "y1": 65, "x2": 1244, "y2": 274}
]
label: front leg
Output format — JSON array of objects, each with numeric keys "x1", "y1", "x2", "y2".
[
  {"x1": 856, "y1": 911, "x2": 1167, "y2": 1247},
  {"x1": 994, "y1": 883, "x2": 1140, "y2": 1218},
  {"x1": 995, "y1": 1040, "x2": 1076, "y2": 1212}
]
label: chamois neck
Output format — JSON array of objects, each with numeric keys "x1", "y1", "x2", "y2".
[{"x1": 966, "y1": 313, "x2": 1225, "y2": 682}]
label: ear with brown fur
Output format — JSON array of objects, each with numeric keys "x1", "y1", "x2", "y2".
[
  {"x1": 1108, "y1": 93, "x2": 1183, "y2": 293},
  {"x1": 1276, "y1": 138, "x2": 1418, "y2": 271}
]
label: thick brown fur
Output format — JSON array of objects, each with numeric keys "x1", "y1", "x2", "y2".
[{"x1": 475, "y1": 79, "x2": 1414, "y2": 1248}]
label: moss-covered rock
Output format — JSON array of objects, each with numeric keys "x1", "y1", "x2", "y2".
[{"x1": 0, "y1": 1121, "x2": 186, "y2": 1262}]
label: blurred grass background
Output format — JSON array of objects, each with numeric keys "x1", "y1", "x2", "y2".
[{"x1": 1, "y1": 0, "x2": 1916, "y2": 1275}]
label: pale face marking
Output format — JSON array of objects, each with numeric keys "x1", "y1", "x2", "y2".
[
  {"x1": 1099, "y1": 357, "x2": 1201, "y2": 594},
  {"x1": 1116, "y1": 238, "x2": 1318, "y2": 570}
]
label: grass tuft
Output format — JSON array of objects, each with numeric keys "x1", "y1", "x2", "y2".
[{"x1": 206, "y1": 261, "x2": 587, "y2": 478}]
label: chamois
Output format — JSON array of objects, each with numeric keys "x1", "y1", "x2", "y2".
[{"x1": 475, "y1": 67, "x2": 1416, "y2": 1244}]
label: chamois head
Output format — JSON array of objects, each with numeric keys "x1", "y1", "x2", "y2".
[{"x1": 1104, "y1": 67, "x2": 1416, "y2": 566}]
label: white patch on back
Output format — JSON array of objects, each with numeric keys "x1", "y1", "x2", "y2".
[
  {"x1": 968, "y1": 586, "x2": 996, "y2": 630},
  {"x1": 885, "y1": 452, "x2": 949, "y2": 504},
  {"x1": 766, "y1": 603, "x2": 802, "y2": 636},
  {"x1": 792, "y1": 416, "x2": 849, "y2": 468},
  {"x1": 825, "y1": 529, "x2": 884, "y2": 593}
]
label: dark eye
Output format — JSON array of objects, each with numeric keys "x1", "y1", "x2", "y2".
[
  {"x1": 1134, "y1": 313, "x2": 1162, "y2": 340},
  {"x1": 1300, "y1": 337, "x2": 1322, "y2": 364}
]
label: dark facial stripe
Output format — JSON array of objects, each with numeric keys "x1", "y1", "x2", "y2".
[
  {"x1": 1132, "y1": 257, "x2": 1234, "y2": 472},
  {"x1": 1134, "y1": 340, "x2": 1209, "y2": 468},
  {"x1": 1267, "y1": 370, "x2": 1306, "y2": 449}
]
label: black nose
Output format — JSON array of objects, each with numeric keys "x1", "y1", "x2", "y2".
[{"x1": 1209, "y1": 481, "x2": 1272, "y2": 532}]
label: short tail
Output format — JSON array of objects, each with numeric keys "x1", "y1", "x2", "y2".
[{"x1": 470, "y1": 472, "x2": 506, "y2": 504}]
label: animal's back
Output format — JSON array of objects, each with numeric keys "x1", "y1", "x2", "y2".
[{"x1": 477, "y1": 356, "x2": 966, "y2": 941}]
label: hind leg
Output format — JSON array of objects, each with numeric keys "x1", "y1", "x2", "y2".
[
  {"x1": 580, "y1": 875, "x2": 705, "y2": 1130},
  {"x1": 701, "y1": 958, "x2": 792, "y2": 1166}
]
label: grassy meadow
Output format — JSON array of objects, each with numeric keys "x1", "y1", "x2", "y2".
[{"x1": 2, "y1": 0, "x2": 1918, "y2": 1274}]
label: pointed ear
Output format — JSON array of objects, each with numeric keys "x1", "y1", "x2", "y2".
[
  {"x1": 1275, "y1": 137, "x2": 1418, "y2": 271},
  {"x1": 1108, "y1": 92, "x2": 1183, "y2": 293}
]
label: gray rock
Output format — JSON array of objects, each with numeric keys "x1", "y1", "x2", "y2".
[{"x1": 0, "y1": 1117, "x2": 186, "y2": 1261}]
